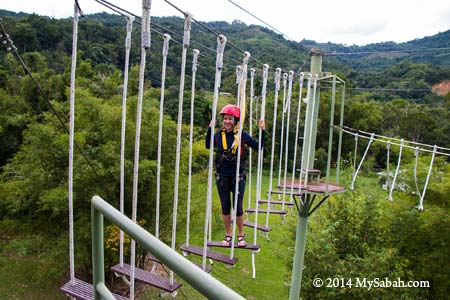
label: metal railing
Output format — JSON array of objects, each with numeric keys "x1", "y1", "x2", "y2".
[{"x1": 91, "y1": 195, "x2": 245, "y2": 300}]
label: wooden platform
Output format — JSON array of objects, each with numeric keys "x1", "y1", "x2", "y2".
[
  {"x1": 207, "y1": 240, "x2": 260, "y2": 251},
  {"x1": 111, "y1": 264, "x2": 181, "y2": 293},
  {"x1": 243, "y1": 220, "x2": 272, "y2": 232},
  {"x1": 258, "y1": 199, "x2": 294, "y2": 206},
  {"x1": 277, "y1": 180, "x2": 346, "y2": 194},
  {"x1": 245, "y1": 208, "x2": 288, "y2": 215},
  {"x1": 148, "y1": 254, "x2": 212, "y2": 273},
  {"x1": 179, "y1": 243, "x2": 237, "y2": 265},
  {"x1": 60, "y1": 278, "x2": 128, "y2": 300}
]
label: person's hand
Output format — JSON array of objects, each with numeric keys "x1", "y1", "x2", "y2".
[
  {"x1": 258, "y1": 120, "x2": 265, "y2": 130},
  {"x1": 209, "y1": 120, "x2": 216, "y2": 128}
]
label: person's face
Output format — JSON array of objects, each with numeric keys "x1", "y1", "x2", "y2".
[{"x1": 222, "y1": 114, "x2": 234, "y2": 132}]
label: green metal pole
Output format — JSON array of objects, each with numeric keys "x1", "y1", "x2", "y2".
[
  {"x1": 91, "y1": 205, "x2": 105, "y2": 300},
  {"x1": 289, "y1": 50, "x2": 322, "y2": 300}
]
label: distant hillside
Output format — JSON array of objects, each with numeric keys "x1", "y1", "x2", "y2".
[{"x1": 1, "y1": 9, "x2": 450, "y2": 95}]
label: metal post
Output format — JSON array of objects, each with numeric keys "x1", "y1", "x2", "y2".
[
  {"x1": 289, "y1": 50, "x2": 323, "y2": 300},
  {"x1": 91, "y1": 205, "x2": 104, "y2": 300}
]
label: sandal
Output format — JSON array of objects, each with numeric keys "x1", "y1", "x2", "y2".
[
  {"x1": 237, "y1": 235, "x2": 247, "y2": 247},
  {"x1": 221, "y1": 235, "x2": 232, "y2": 246}
]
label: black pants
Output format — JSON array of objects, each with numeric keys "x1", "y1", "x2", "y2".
[{"x1": 216, "y1": 175, "x2": 246, "y2": 217}]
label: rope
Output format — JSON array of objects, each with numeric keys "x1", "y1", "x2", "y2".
[
  {"x1": 252, "y1": 64, "x2": 268, "y2": 279},
  {"x1": 202, "y1": 34, "x2": 227, "y2": 269},
  {"x1": 350, "y1": 133, "x2": 374, "y2": 190},
  {"x1": 281, "y1": 71, "x2": 294, "y2": 209},
  {"x1": 340, "y1": 127, "x2": 450, "y2": 157},
  {"x1": 235, "y1": 65, "x2": 243, "y2": 106},
  {"x1": 277, "y1": 73, "x2": 288, "y2": 187},
  {"x1": 247, "y1": 69, "x2": 256, "y2": 210},
  {"x1": 386, "y1": 141, "x2": 391, "y2": 190},
  {"x1": 265, "y1": 68, "x2": 282, "y2": 229},
  {"x1": 130, "y1": 1, "x2": 152, "y2": 298},
  {"x1": 170, "y1": 12, "x2": 192, "y2": 286},
  {"x1": 388, "y1": 139, "x2": 404, "y2": 201},
  {"x1": 352, "y1": 133, "x2": 359, "y2": 182},
  {"x1": 68, "y1": 1, "x2": 80, "y2": 285},
  {"x1": 230, "y1": 51, "x2": 250, "y2": 259},
  {"x1": 289, "y1": 73, "x2": 305, "y2": 199},
  {"x1": 413, "y1": 147, "x2": 422, "y2": 198},
  {"x1": 119, "y1": 14, "x2": 134, "y2": 268},
  {"x1": 155, "y1": 33, "x2": 171, "y2": 242},
  {"x1": 342, "y1": 125, "x2": 450, "y2": 153},
  {"x1": 418, "y1": 145, "x2": 437, "y2": 210},
  {"x1": 186, "y1": 48, "x2": 200, "y2": 247}
]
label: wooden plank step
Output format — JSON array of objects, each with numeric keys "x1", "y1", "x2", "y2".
[
  {"x1": 243, "y1": 220, "x2": 272, "y2": 232},
  {"x1": 268, "y1": 189, "x2": 304, "y2": 196},
  {"x1": 179, "y1": 243, "x2": 237, "y2": 265},
  {"x1": 207, "y1": 240, "x2": 260, "y2": 251},
  {"x1": 60, "y1": 278, "x2": 128, "y2": 300},
  {"x1": 111, "y1": 264, "x2": 181, "y2": 293},
  {"x1": 148, "y1": 254, "x2": 212, "y2": 273},
  {"x1": 245, "y1": 208, "x2": 288, "y2": 215},
  {"x1": 258, "y1": 199, "x2": 294, "y2": 206}
]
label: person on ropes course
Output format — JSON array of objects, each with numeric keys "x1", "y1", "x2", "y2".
[{"x1": 206, "y1": 104, "x2": 265, "y2": 247}]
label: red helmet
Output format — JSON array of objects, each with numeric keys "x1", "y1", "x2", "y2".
[{"x1": 220, "y1": 104, "x2": 240, "y2": 119}]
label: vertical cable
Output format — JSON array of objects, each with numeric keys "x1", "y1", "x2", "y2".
[
  {"x1": 155, "y1": 33, "x2": 171, "y2": 242},
  {"x1": 388, "y1": 139, "x2": 403, "y2": 201},
  {"x1": 68, "y1": 1, "x2": 80, "y2": 285},
  {"x1": 130, "y1": 1, "x2": 152, "y2": 299},
  {"x1": 252, "y1": 64, "x2": 268, "y2": 278},
  {"x1": 265, "y1": 68, "x2": 281, "y2": 229},
  {"x1": 170, "y1": 12, "x2": 192, "y2": 286},
  {"x1": 186, "y1": 48, "x2": 200, "y2": 247},
  {"x1": 289, "y1": 73, "x2": 305, "y2": 200},
  {"x1": 202, "y1": 34, "x2": 227, "y2": 269},
  {"x1": 119, "y1": 14, "x2": 134, "y2": 268}
]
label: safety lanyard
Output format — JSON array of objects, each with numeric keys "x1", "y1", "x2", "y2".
[{"x1": 221, "y1": 129, "x2": 239, "y2": 155}]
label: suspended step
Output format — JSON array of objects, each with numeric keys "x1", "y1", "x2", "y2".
[
  {"x1": 243, "y1": 220, "x2": 272, "y2": 232},
  {"x1": 179, "y1": 243, "x2": 237, "y2": 265},
  {"x1": 245, "y1": 208, "x2": 288, "y2": 215},
  {"x1": 278, "y1": 180, "x2": 346, "y2": 195},
  {"x1": 111, "y1": 263, "x2": 181, "y2": 293},
  {"x1": 60, "y1": 278, "x2": 128, "y2": 300},
  {"x1": 268, "y1": 189, "x2": 304, "y2": 197},
  {"x1": 148, "y1": 254, "x2": 212, "y2": 273},
  {"x1": 258, "y1": 199, "x2": 294, "y2": 206},
  {"x1": 207, "y1": 240, "x2": 260, "y2": 251}
]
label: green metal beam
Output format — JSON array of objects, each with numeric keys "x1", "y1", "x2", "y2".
[{"x1": 91, "y1": 195, "x2": 245, "y2": 300}]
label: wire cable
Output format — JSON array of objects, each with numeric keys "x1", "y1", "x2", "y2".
[{"x1": 226, "y1": 0, "x2": 294, "y2": 41}]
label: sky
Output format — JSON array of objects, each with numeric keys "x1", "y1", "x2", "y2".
[{"x1": 2, "y1": 0, "x2": 450, "y2": 46}]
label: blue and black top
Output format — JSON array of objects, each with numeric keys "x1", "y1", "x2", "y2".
[{"x1": 205, "y1": 127, "x2": 265, "y2": 177}]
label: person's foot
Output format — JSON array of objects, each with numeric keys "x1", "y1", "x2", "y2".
[
  {"x1": 221, "y1": 235, "x2": 232, "y2": 246},
  {"x1": 237, "y1": 235, "x2": 246, "y2": 247}
]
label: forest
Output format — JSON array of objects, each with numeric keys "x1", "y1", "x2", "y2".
[{"x1": 0, "y1": 9, "x2": 449, "y2": 300}]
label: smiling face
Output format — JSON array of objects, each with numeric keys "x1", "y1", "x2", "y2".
[{"x1": 222, "y1": 114, "x2": 235, "y2": 132}]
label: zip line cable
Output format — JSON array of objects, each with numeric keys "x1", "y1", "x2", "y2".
[
  {"x1": 324, "y1": 47, "x2": 450, "y2": 56},
  {"x1": 226, "y1": 0, "x2": 295, "y2": 41},
  {"x1": 162, "y1": 0, "x2": 275, "y2": 68},
  {"x1": 0, "y1": 17, "x2": 113, "y2": 197},
  {"x1": 94, "y1": 0, "x2": 243, "y2": 66}
]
